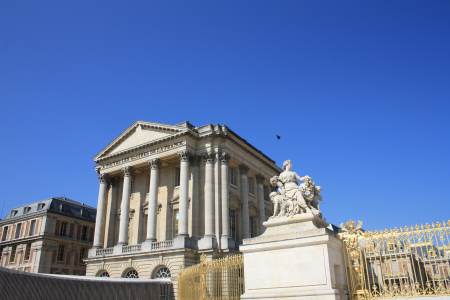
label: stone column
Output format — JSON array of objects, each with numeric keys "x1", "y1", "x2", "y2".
[
  {"x1": 256, "y1": 175, "x2": 266, "y2": 234},
  {"x1": 239, "y1": 164, "x2": 250, "y2": 239},
  {"x1": 146, "y1": 159, "x2": 160, "y2": 241},
  {"x1": 190, "y1": 156, "x2": 200, "y2": 238},
  {"x1": 214, "y1": 150, "x2": 221, "y2": 246},
  {"x1": 220, "y1": 152, "x2": 230, "y2": 249},
  {"x1": 117, "y1": 166, "x2": 132, "y2": 245},
  {"x1": 93, "y1": 173, "x2": 108, "y2": 248},
  {"x1": 198, "y1": 152, "x2": 216, "y2": 250},
  {"x1": 106, "y1": 178, "x2": 117, "y2": 247},
  {"x1": 178, "y1": 151, "x2": 190, "y2": 237},
  {"x1": 204, "y1": 153, "x2": 215, "y2": 236}
]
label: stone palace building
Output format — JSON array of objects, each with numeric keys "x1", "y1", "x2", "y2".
[
  {"x1": 85, "y1": 121, "x2": 279, "y2": 285},
  {"x1": 0, "y1": 197, "x2": 96, "y2": 275}
]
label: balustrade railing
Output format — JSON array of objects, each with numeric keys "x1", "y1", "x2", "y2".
[
  {"x1": 122, "y1": 244, "x2": 142, "y2": 253},
  {"x1": 96, "y1": 247, "x2": 113, "y2": 256},
  {"x1": 151, "y1": 240, "x2": 173, "y2": 250},
  {"x1": 92, "y1": 240, "x2": 175, "y2": 257}
]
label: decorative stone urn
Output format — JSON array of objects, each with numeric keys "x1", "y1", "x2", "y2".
[{"x1": 240, "y1": 160, "x2": 348, "y2": 300}]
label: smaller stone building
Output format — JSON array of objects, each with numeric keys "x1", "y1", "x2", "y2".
[{"x1": 0, "y1": 197, "x2": 96, "y2": 275}]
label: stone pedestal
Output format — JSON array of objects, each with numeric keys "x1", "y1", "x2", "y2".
[
  {"x1": 198, "y1": 235, "x2": 217, "y2": 250},
  {"x1": 240, "y1": 213, "x2": 348, "y2": 300}
]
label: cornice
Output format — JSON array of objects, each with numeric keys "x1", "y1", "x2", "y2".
[
  {"x1": 0, "y1": 235, "x2": 43, "y2": 247},
  {"x1": 98, "y1": 139, "x2": 187, "y2": 171},
  {"x1": 0, "y1": 211, "x2": 47, "y2": 226}
]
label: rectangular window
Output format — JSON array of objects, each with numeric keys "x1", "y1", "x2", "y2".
[
  {"x1": 54, "y1": 220, "x2": 60, "y2": 235},
  {"x1": 230, "y1": 168, "x2": 238, "y2": 186},
  {"x1": 57, "y1": 245, "x2": 65, "y2": 262},
  {"x1": 29, "y1": 220, "x2": 36, "y2": 236},
  {"x1": 76, "y1": 224, "x2": 81, "y2": 240},
  {"x1": 248, "y1": 178, "x2": 255, "y2": 194},
  {"x1": 9, "y1": 245, "x2": 17, "y2": 263},
  {"x1": 1, "y1": 226, "x2": 8, "y2": 241},
  {"x1": 229, "y1": 209, "x2": 237, "y2": 241},
  {"x1": 172, "y1": 209, "x2": 179, "y2": 238},
  {"x1": 68, "y1": 223, "x2": 74, "y2": 238},
  {"x1": 60, "y1": 222, "x2": 67, "y2": 237},
  {"x1": 15, "y1": 223, "x2": 22, "y2": 239},
  {"x1": 174, "y1": 167, "x2": 180, "y2": 187},
  {"x1": 24, "y1": 243, "x2": 31, "y2": 261},
  {"x1": 81, "y1": 226, "x2": 88, "y2": 241}
]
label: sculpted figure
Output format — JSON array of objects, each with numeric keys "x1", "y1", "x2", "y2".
[
  {"x1": 269, "y1": 160, "x2": 323, "y2": 218},
  {"x1": 278, "y1": 160, "x2": 309, "y2": 215},
  {"x1": 300, "y1": 175, "x2": 322, "y2": 214}
]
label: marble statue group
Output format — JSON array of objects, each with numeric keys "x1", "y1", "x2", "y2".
[{"x1": 269, "y1": 160, "x2": 322, "y2": 218}]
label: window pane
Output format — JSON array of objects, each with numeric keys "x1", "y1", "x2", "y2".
[
  {"x1": 29, "y1": 220, "x2": 36, "y2": 236},
  {"x1": 15, "y1": 223, "x2": 22, "y2": 239}
]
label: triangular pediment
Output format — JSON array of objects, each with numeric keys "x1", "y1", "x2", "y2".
[{"x1": 95, "y1": 121, "x2": 186, "y2": 160}]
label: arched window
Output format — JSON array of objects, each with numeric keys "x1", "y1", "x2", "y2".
[
  {"x1": 123, "y1": 268, "x2": 139, "y2": 278},
  {"x1": 97, "y1": 270, "x2": 110, "y2": 277},
  {"x1": 153, "y1": 266, "x2": 171, "y2": 279}
]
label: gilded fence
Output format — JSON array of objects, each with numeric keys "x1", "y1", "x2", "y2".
[
  {"x1": 340, "y1": 220, "x2": 450, "y2": 300},
  {"x1": 178, "y1": 254, "x2": 244, "y2": 300}
]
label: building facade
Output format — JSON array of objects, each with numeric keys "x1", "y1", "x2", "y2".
[
  {"x1": 85, "y1": 121, "x2": 279, "y2": 288},
  {"x1": 0, "y1": 197, "x2": 96, "y2": 275}
]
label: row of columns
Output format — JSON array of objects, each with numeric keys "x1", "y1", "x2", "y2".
[{"x1": 93, "y1": 149, "x2": 267, "y2": 249}]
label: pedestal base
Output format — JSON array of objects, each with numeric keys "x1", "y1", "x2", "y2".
[
  {"x1": 220, "y1": 236, "x2": 235, "y2": 250},
  {"x1": 173, "y1": 235, "x2": 191, "y2": 248},
  {"x1": 240, "y1": 213, "x2": 348, "y2": 300},
  {"x1": 198, "y1": 235, "x2": 217, "y2": 250}
]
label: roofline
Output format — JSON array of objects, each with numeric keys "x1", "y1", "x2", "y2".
[
  {"x1": 94, "y1": 121, "x2": 281, "y2": 172},
  {"x1": 222, "y1": 125, "x2": 278, "y2": 167}
]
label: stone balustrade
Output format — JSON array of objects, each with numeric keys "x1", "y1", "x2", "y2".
[
  {"x1": 151, "y1": 240, "x2": 173, "y2": 250},
  {"x1": 89, "y1": 240, "x2": 175, "y2": 258},
  {"x1": 95, "y1": 247, "x2": 114, "y2": 256},
  {"x1": 122, "y1": 244, "x2": 142, "y2": 254}
]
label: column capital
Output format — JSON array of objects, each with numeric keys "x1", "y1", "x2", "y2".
[
  {"x1": 179, "y1": 150, "x2": 191, "y2": 162},
  {"x1": 220, "y1": 151, "x2": 230, "y2": 163},
  {"x1": 149, "y1": 158, "x2": 160, "y2": 169},
  {"x1": 203, "y1": 152, "x2": 215, "y2": 163},
  {"x1": 239, "y1": 164, "x2": 249, "y2": 174},
  {"x1": 256, "y1": 175, "x2": 265, "y2": 184},
  {"x1": 108, "y1": 177, "x2": 117, "y2": 186},
  {"x1": 122, "y1": 166, "x2": 132, "y2": 176},
  {"x1": 98, "y1": 173, "x2": 109, "y2": 183}
]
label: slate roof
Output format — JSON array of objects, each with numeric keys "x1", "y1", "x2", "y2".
[{"x1": 2, "y1": 197, "x2": 96, "y2": 223}]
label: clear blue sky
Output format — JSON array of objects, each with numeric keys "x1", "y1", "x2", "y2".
[{"x1": 1, "y1": 1, "x2": 449, "y2": 230}]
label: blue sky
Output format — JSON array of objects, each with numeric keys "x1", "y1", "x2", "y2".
[{"x1": 0, "y1": 1, "x2": 449, "y2": 230}]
